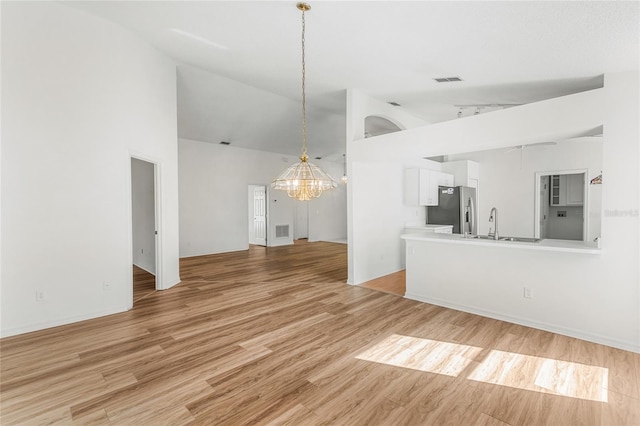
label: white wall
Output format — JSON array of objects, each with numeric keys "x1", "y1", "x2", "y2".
[
  {"x1": 1, "y1": 2, "x2": 180, "y2": 337},
  {"x1": 178, "y1": 138, "x2": 347, "y2": 257},
  {"x1": 308, "y1": 160, "x2": 347, "y2": 243},
  {"x1": 131, "y1": 158, "x2": 156, "y2": 274},
  {"x1": 350, "y1": 160, "x2": 447, "y2": 284},
  {"x1": 348, "y1": 73, "x2": 640, "y2": 351},
  {"x1": 351, "y1": 162, "x2": 405, "y2": 284},
  {"x1": 446, "y1": 138, "x2": 603, "y2": 240},
  {"x1": 267, "y1": 189, "x2": 296, "y2": 248},
  {"x1": 345, "y1": 90, "x2": 435, "y2": 284},
  {"x1": 346, "y1": 90, "x2": 428, "y2": 142}
]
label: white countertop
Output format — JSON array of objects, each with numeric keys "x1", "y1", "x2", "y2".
[
  {"x1": 404, "y1": 224, "x2": 454, "y2": 231},
  {"x1": 401, "y1": 231, "x2": 601, "y2": 254}
]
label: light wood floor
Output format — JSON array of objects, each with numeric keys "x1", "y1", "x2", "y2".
[
  {"x1": 133, "y1": 265, "x2": 156, "y2": 304},
  {"x1": 360, "y1": 270, "x2": 406, "y2": 296},
  {"x1": 1, "y1": 241, "x2": 639, "y2": 425}
]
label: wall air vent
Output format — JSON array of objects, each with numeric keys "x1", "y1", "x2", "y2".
[
  {"x1": 275, "y1": 225, "x2": 290, "y2": 238},
  {"x1": 219, "y1": 141, "x2": 231, "y2": 145},
  {"x1": 387, "y1": 101, "x2": 401, "y2": 107},
  {"x1": 434, "y1": 77, "x2": 463, "y2": 83}
]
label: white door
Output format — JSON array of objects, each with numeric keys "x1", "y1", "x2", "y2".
[{"x1": 252, "y1": 186, "x2": 267, "y2": 246}]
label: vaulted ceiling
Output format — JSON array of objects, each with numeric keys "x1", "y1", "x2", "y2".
[{"x1": 68, "y1": 1, "x2": 639, "y2": 158}]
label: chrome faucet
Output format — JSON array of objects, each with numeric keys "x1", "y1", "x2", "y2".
[{"x1": 488, "y1": 207, "x2": 499, "y2": 240}]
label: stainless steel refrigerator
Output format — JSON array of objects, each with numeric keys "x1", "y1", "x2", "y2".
[{"x1": 427, "y1": 186, "x2": 477, "y2": 235}]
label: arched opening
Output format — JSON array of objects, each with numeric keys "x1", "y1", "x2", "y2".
[{"x1": 364, "y1": 115, "x2": 404, "y2": 138}]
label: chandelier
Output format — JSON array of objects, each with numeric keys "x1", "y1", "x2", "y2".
[{"x1": 271, "y1": 2, "x2": 337, "y2": 201}]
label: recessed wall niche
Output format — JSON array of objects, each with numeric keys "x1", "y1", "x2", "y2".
[{"x1": 364, "y1": 115, "x2": 404, "y2": 138}]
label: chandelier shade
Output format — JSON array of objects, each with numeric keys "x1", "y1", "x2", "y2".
[
  {"x1": 272, "y1": 153, "x2": 337, "y2": 201},
  {"x1": 271, "y1": 2, "x2": 337, "y2": 201}
]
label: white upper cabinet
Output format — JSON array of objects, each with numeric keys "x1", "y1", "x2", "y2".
[
  {"x1": 550, "y1": 174, "x2": 584, "y2": 206},
  {"x1": 441, "y1": 160, "x2": 479, "y2": 189},
  {"x1": 441, "y1": 160, "x2": 480, "y2": 207},
  {"x1": 404, "y1": 169, "x2": 454, "y2": 206},
  {"x1": 565, "y1": 174, "x2": 584, "y2": 205}
]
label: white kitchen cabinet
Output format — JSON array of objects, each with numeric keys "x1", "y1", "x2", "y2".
[
  {"x1": 441, "y1": 160, "x2": 479, "y2": 189},
  {"x1": 565, "y1": 174, "x2": 584, "y2": 205},
  {"x1": 441, "y1": 160, "x2": 480, "y2": 211},
  {"x1": 404, "y1": 169, "x2": 454, "y2": 206},
  {"x1": 550, "y1": 174, "x2": 584, "y2": 206}
]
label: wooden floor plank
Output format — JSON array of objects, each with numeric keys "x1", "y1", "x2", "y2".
[
  {"x1": 1, "y1": 241, "x2": 638, "y2": 425},
  {"x1": 359, "y1": 269, "x2": 406, "y2": 296},
  {"x1": 133, "y1": 265, "x2": 156, "y2": 304}
]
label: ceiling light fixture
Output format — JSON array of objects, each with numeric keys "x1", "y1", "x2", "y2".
[
  {"x1": 341, "y1": 153, "x2": 348, "y2": 184},
  {"x1": 271, "y1": 3, "x2": 337, "y2": 201}
]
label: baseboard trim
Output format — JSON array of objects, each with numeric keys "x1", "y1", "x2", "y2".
[
  {"x1": 0, "y1": 305, "x2": 128, "y2": 339},
  {"x1": 404, "y1": 292, "x2": 640, "y2": 354}
]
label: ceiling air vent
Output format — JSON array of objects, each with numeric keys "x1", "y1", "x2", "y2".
[
  {"x1": 387, "y1": 101, "x2": 401, "y2": 107},
  {"x1": 434, "y1": 77, "x2": 463, "y2": 83},
  {"x1": 219, "y1": 141, "x2": 231, "y2": 145}
]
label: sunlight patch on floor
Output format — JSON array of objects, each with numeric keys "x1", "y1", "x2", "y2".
[
  {"x1": 356, "y1": 335, "x2": 609, "y2": 402},
  {"x1": 355, "y1": 334, "x2": 483, "y2": 377},
  {"x1": 467, "y1": 349, "x2": 609, "y2": 402}
]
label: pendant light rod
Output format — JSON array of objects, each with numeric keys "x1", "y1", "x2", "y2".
[
  {"x1": 271, "y1": 2, "x2": 337, "y2": 201},
  {"x1": 299, "y1": 2, "x2": 309, "y2": 157}
]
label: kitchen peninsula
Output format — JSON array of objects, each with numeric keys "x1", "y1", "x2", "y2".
[{"x1": 401, "y1": 231, "x2": 611, "y2": 347}]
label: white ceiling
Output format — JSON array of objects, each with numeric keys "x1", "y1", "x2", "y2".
[{"x1": 67, "y1": 1, "x2": 639, "y2": 157}]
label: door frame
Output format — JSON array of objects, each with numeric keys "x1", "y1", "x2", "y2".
[
  {"x1": 129, "y1": 153, "x2": 162, "y2": 309},
  {"x1": 534, "y1": 169, "x2": 589, "y2": 241}
]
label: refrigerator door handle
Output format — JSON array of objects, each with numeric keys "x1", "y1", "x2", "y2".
[{"x1": 468, "y1": 197, "x2": 475, "y2": 235}]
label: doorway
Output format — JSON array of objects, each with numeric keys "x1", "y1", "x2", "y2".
[
  {"x1": 294, "y1": 201, "x2": 309, "y2": 240},
  {"x1": 131, "y1": 158, "x2": 158, "y2": 303},
  {"x1": 535, "y1": 170, "x2": 588, "y2": 241},
  {"x1": 248, "y1": 185, "x2": 267, "y2": 246}
]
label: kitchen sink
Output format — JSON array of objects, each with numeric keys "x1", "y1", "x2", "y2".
[
  {"x1": 470, "y1": 235, "x2": 495, "y2": 240},
  {"x1": 499, "y1": 237, "x2": 541, "y2": 243},
  {"x1": 468, "y1": 235, "x2": 541, "y2": 243}
]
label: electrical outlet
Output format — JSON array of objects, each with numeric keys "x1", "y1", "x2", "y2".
[
  {"x1": 103, "y1": 282, "x2": 111, "y2": 291},
  {"x1": 35, "y1": 289, "x2": 45, "y2": 302},
  {"x1": 524, "y1": 287, "x2": 534, "y2": 299}
]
